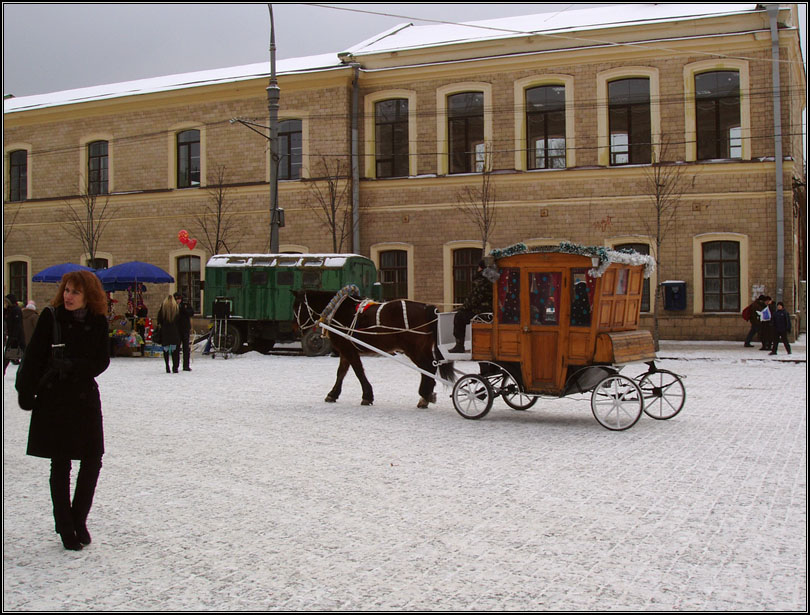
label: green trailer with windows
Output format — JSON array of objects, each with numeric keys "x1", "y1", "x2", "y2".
[{"x1": 204, "y1": 253, "x2": 380, "y2": 355}]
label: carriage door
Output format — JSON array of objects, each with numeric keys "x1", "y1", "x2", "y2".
[{"x1": 522, "y1": 270, "x2": 566, "y2": 393}]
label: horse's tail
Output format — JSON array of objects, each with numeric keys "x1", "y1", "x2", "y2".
[{"x1": 427, "y1": 304, "x2": 456, "y2": 384}]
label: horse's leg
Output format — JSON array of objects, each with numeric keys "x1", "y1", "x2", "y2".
[
  {"x1": 408, "y1": 345, "x2": 439, "y2": 408},
  {"x1": 325, "y1": 354, "x2": 350, "y2": 402},
  {"x1": 346, "y1": 349, "x2": 374, "y2": 405}
]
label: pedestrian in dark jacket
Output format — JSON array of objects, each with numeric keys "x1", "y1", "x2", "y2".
[
  {"x1": 743, "y1": 295, "x2": 766, "y2": 347},
  {"x1": 4, "y1": 293, "x2": 25, "y2": 373},
  {"x1": 15, "y1": 270, "x2": 110, "y2": 551},
  {"x1": 450, "y1": 261, "x2": 493, "y2": 353},
  {"x1": 157, "y1": 295, "x2": 181, "y2": 373},
  {"x1": 173, "y1": 292, "x2": 194, "y2": 371},
  {"x1": 770, "y1": 302, "x2": 792, "y2": 355}
]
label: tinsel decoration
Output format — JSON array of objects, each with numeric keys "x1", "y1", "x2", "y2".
[{"x1": 320, "y1": 284, "x2": 360, "y2": 324}]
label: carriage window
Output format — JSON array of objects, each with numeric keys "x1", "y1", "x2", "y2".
[
  {"x1": 615, "y1": 243, "x2": 650, "y2": 311},
  {"x1": 497, "y1": 268, "x2": 520, "y2": 324},
  {"x1": 251, "y1": 271, "x2": 269, "y2": 285},
  {"x1": 226, "y1": 271, "x2": 242, "y2": 288},
  {"x1": 615, "y1": 269, "x2": 628, "y2": 295},
  {"x1": 529, "y1": 272, "x2": 561, "y2": 325},
  {"x1": 302, "y1": 271, "x2": 321, "y2": 289},
  {"x1": 277, "y1": 271, "x2": 294, "y2": 286},
  {"x1": 570, "y1": 269, "x2": 596, "y2": 327}
]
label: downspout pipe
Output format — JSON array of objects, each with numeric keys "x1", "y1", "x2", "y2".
[
  {"x1": 350, "y1": 63, "x2": 361, "y2": 254},
  {"x1": 767, "y1": 3, "x2": 785, "y2": 302}
]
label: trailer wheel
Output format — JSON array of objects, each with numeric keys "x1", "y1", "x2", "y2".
[
  {"x1": 591, "y1": 374, "x2": 643, "y2": 431},
  {"x1": 452, "y1": 374, "x2": 493, "y2": 420},
  {"x1": 302, "y1": 329, "x2": 332, "y2": 357}
]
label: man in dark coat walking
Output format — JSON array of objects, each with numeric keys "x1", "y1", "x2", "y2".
[{"x1": 174, "y1": 293, "x2": 194, "y2": 371}]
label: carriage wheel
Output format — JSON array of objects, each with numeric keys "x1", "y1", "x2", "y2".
[
  {"x1": 590, "y1": 374, "x2": 643, "y2": 431},
  {"x1": 452, "y1": 374, "x2": 494, "y2": 420},
  {"x1": 498, "y1": 372, "x2": 538, "y2": 411},
  {"x1": 638, "y1": 369, "x2": 686, "y2": 420}
]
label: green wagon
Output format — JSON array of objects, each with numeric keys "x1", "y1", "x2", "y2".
[{"x1": 204, "y1": 253, "x2": 380, "y2": 355}]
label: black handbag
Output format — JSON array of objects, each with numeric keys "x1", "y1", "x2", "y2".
[{"x1": 152, "y1": 325, "x2": 162, "y2": 345}]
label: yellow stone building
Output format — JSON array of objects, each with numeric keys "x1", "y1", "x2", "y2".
[{"x1": 4, "y1": 4, "x2": 806, "y2": 340}]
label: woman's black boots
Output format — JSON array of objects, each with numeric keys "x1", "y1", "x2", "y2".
[
  {"x1": 50, "y1": 459, "x2": 82, "y2": 550},
  {"x1": 71, "y1": 459, "x2": 102, "y2": 545}
]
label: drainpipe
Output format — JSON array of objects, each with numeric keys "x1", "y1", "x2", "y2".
[
  {"x1": 767, "y1": 4, "x2": 785, "y2": 302},
  {"x1": 350, "y1": 63, "x2": 361, "y2": 254}
]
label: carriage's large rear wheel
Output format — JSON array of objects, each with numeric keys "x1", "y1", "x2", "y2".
[
  {"x1": 452, "y1": 374, "x2": 494, "y2": 420},
  {"x1": 590, "y1": 374, "x2": 643, "y2": 431}
]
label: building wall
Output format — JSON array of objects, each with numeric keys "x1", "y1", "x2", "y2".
[{"x1": 4, "y1": 6, "x2": 805, "y2": 340}]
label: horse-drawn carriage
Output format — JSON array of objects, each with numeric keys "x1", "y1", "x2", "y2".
[
  {"x1": 294, "y1": 243, "x2": 685, "y2": 431},
  {"x1": 440, "y1": 244, "x2": 685, "y2": 430}
]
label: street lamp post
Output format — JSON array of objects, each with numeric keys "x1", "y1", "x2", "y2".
[{"x1": 267, "y1": 4, "x2": 282, "y2": 253}]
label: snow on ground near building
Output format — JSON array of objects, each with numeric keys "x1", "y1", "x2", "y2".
[{"x1": 3, "y1": 337, "x2": 806, "y2": 611}]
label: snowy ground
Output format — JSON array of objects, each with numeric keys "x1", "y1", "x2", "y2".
[{"x1": 3, "y1": 336, "x2": 807, "y2": 611}]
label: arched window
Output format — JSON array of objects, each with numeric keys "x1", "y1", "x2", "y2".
[
  {"x1": 448, "y1": 92, "x2": 485, "y2": 174},
  {"x1": 453, "y1": 247, "x2": 483, "y2": 305},
  {"x1": 9, "y1": 150, "x2": 27, "y2": 202},
  {"x1": 176, "y1": 255, "x2": 201, "y2": 313},
  {"x1": 375, "y1": 99, "x2": 409, "y2": 178},
  {"x1": 176, "y1": 130, "x2": 200, "y2": 188},
  {"x1": 87, "y1": 140, "x2": 109, "y2": 195},
  {"x1": 695, "y1": 71, "x2": 741, "y2": 160},
  {"x1": 702, "y1": 240, "x2": 740, "y2": 312},
  {"x1": 608, "y1": 78, "x2": 651, "y2": 165},
  {"x1": 378, "y1": 249, "x2": 408, "y2": 300},
  {"x1": 278, "y1": 119, "x2": 302, "y2": 180},
  {"x1": 8, "y1": 260, "x2": 28, "y2": 303},
  {"x1": 526, "y1": 85, "x2": 566, "y2": 170}
]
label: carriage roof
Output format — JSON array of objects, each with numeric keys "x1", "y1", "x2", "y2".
[
  {"x1": 488, "y1": 242, "x2": 656, "y2": 279},
  {"x1": 206, "y1": 253, "x2": 371, "y2": 269}
]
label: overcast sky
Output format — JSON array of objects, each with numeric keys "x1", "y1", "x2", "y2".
[
  {"x1": 2, "y1": 3, "x2": 597, "y2": 97},
  {"x1": 2, "y1": 3, "x2": 807, "y2": 102}
]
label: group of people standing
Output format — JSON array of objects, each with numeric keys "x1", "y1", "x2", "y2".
[
  {"x1": 744, "y1": 294, "x2": 792, "y2": 355},
  {"x1": 4, "y1": 294, "x2": 40, "y2": 374}
]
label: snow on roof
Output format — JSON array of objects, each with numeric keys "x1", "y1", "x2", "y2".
[
  {"x1": 4, "y1": 53, "x2": 345, "y2": 114},
  {"x1": 206, "y1": 254, "x2": 367, "y2": 268},
  {"x1": 343, "y1": 3, "x2": 760, "y2": 56},
  {"x1": 5, "y1": 4, "x2": 761, "y2": 114}
]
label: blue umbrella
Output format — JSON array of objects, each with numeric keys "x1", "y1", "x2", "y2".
[
  {"x1": 32, "y1": 263, "x2": 96, "y2": 283},
  {"x1": 97, "y1": 261, "x2": 174, "y2": 292}
]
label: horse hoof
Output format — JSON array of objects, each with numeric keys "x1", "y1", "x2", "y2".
[
  {"x1": 361, "y1": 399, "x2": 373, "y2": 406},
  {"x1": 325, "y1": 396, "x2": 337, "y2": 403},
  {"x1": 417, "y1": 398, "x2": 429, "y2": 408}
]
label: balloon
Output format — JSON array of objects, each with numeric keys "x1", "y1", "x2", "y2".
[
  {"x1": 187, "y1": 238, "x2": 197, "y2": 250},
  {"x1": 178, "y1": 230, "x2": 189, "y2": 244}
]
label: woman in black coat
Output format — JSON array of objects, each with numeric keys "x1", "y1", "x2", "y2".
[
  {"x1": 15, "y1": 270, "x2": 110, "y2": 551},
  {"x1": 157, "y1": 295, "x2": 181, "y2": 373}
]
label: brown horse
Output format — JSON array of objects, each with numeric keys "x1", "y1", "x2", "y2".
[{"x1": 293, "y1": 287, "x2": 455, "y2": 408}]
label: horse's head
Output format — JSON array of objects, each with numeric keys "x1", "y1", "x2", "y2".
[{"x1": 291, "y1": 289, "x2": 333, "y2": 332}]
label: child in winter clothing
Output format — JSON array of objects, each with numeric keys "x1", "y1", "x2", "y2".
[{"x1": 770, "y1": 302, "x2": 792, "y2": 355}]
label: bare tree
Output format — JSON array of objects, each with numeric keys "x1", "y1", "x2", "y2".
[
  {"x1": 305, "y1": 156, "x2": 353, "y2": 252},
  {"x1": 454, "y1": 145, "x2": 497, "y2": 252},
  {"x1": 62, "y1": 189, "x2": 117, "y2": 266},
  {"x1": 195, "y1": 164, "x2": 239, "y2": 255},
  {"x1": 639, "y1": 141, "x2": 691, "y2": 349}
]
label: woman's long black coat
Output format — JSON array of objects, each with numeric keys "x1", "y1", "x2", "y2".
[{"x1": 15, "y1": 306, "x2": 110, "y2": 460}]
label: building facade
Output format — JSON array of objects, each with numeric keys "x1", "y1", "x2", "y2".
[{"x1": 4, "y1": 4, "x2": 806, "y2": 340}]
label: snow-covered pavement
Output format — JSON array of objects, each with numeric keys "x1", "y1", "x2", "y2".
[{"x1": 3, "y1": 337, "x2": 807, "y2": 611}]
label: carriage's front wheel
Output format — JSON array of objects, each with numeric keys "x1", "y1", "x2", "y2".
[
  {"x1": 452, "y1": 374, "x2": 494, "y2": 420},
  {"x1": 591, "y1": 374, "x2": 643, "y2": 431},
  {"x1": 638, "y1": 369, "x2": 686, "y2": 420}
]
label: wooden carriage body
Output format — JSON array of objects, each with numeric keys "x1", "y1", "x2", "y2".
[{"x1": 470, "y1": 251, "x2": 655, "y2": 396}]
